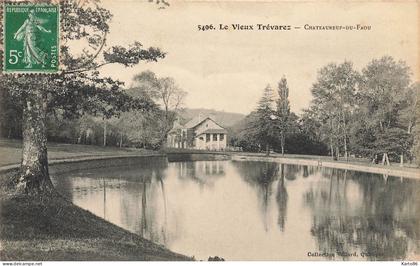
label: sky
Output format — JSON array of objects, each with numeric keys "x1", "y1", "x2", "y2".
[{"x1": 100, "y1": 0, "x2": 419, "y2": 115}]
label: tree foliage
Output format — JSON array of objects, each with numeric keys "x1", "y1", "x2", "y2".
[
  {"x1": 247, "y1": 85, "x2": 277, "y2": 154},
  {"x1": 0, "y1": 0, "x2": 167, "y2": 193},
  {"x1": 130, "y1": 71, "x2": 187, "y2": 146},
  {"x1": 310, "y1": 61, "x2": 359, "y2": 159},
  {"x1": 350, "y1": 56, "x2": 413, "y2": 161},
  {"x1": 232, "y1": 56, "x2": 418, "y2": 164},
  {"x1": 275, "y1": 76, "x2": 291, "y2": 155}
]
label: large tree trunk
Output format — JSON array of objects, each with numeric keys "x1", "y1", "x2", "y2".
[{"x1": 17, "y1": 86, "x2": 53, "y2": 194}]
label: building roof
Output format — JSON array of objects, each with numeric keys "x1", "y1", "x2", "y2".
[
  {"x1": 184, "y1": 116, "x2": 225, "y2": 129},
  {"x1": 197, "y1": 128, "x2": 228, "y2": 134},
  {"x1": 183, "y1": 117, "x2": 203, "y2": 129}
]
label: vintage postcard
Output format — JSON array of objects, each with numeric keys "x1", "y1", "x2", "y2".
[{"x1": 0, "y1": 0, "x2": 419, "y2": 264}]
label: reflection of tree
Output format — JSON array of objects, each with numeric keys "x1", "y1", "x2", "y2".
[
  {"x1": 232, "y1": 161, "x2": 279, "y2": 231},
  {"x1": 81, "y1": 158, "x2": 169, "y2": 244},
  {"x1": 284, "y1": 164, "x2": 300, "y2": 181},
  {"x1": 276, "y1": 164, "x2": 288, "y2": 231},
  {"x1": 305, "y1": 169, "x2": 420, "y2": 260},
  {"x1": 155, "y1": 168, "x2": 168, "y2": 245},
  {"x1": 140, "y1": 179, "x2": 148, "y2": 238},
  {"x1": 137, "y1": 166, "x2": 170, "y2": 244},
  {"x1": 303, "y1": 166, "x2": 309, "y2": 178},
  {"x1": 54, "y1": 158, "x2": 173, "y2": 245},
  {"x1": 302, "y1": 165, "x2": 318, "y2": 178}
]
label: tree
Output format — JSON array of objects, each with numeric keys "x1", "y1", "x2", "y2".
[
  {"x1": 156, "y1": 77, "x2": 186, "y2": 146},
  {"x1": 275, "y1": 76, "x2": 291, "y2": 156},
  {"x1": 280, "y1": 112, "x2": 328, "y2": 155},
  {"x1": 247, "y1": 85, "x2": 277, "y2": 156},
  {"x1": 5, "y1": 1, "x2": 165, "y2": 194},
  {"x1": 229, "y1": 111, "x2": 261, "y2": 152},
  {"x1": 355, "y1": 56, "x2": 413, "y2": 164},
  {"x1": 359, "y1": 57, "x2": 411, "y2": 131},
  {"x1": 309, "y1": 61, "x2": 358, "y2": 160},
  {"x1": 114, "y1": 108, "x2": 164, "y2": 149},
  {"x1": 131, "y1": 71, "x2": 186, "y2": 147},
  {"x1": 300, "y1": 108, "x2": 323, "y2": 143},
  {"x1": 413, "y1": 94, "x2": 420, "y2": 165},
  {"x1": 399, "y1": 82, "x2": 419, "y2": 134},
  {"x1": 0, "y1": 79, "x2": 23, "y2": 139}
]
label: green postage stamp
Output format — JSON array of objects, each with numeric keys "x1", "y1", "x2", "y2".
[{"x1": 3, "y1": 3, "x2": 59, "y2": 73}]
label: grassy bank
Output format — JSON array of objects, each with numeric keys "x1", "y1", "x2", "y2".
[
  {"x1": 0, "y1": 173, "x2": 190, "y2": 261},
  {"x1": 0, "y1": 138, "x2": 156, "y2": 167}
]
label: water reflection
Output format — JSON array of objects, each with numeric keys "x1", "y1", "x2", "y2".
[
  {"x1": 276, "y1": 164, "x2": 288, "y2": 231},
  {"x1": 52, "y1": 159, "x2": 420, "y2": 260},
  {"x1": 232, "y1": 161, "x2": 279, "y2": 231},
  {"x1": 176, "y1": 161, "x2": 225, "y2": 187},
  {"x1": 304, "y1": 169, "x2": 420, "y2": 260}
]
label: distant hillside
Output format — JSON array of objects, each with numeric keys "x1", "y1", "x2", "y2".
[{"x1": 179, "y1": 108, "x2": 246, "y2": 128}]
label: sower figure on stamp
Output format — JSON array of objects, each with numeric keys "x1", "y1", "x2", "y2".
[{"x1": 13, "y1": 9, "x2": 51, "y2": 68}]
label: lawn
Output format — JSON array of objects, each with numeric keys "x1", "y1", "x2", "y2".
[{"x1": 0, "y1": 138, "x2": 155, "y2": 167}]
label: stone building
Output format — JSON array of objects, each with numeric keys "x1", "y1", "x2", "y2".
[{"x1": 167, "y1": 116, "x2": 228, "y2": 151}]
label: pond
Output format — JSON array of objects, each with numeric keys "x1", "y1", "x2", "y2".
[{"x1": 52, "y1": 158, "x2": 420, "y2": 261}]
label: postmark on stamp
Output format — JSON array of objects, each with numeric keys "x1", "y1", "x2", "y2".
[{"x1": 3, "y1": 3, "x2": 59, "y2": 73}]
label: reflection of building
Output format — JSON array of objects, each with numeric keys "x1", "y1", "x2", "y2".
[
  {"x1": 167, "y1": 116, "x2": 228, "y2": 151},
  {"x1": 177, "y1": 161, "x2": 225, "y2": 181}
]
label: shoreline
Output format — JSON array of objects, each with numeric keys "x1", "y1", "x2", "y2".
[
  {"x1": 230, "y1": 153, "x2": 420, "y2": 179},
  {"x1": 1, "y1": 150, "x2": 418, "y2": 179}
]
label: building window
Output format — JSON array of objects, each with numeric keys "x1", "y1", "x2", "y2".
[
  {"x1": 206, "y1": 134, "x2": 210, "y2": 142},
  {"x1": 220, "y1": 134, "x2": 224, "y2": 141},
  {"x1": 213, "y1": 134, "x2": 218, "y2": 141}
]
